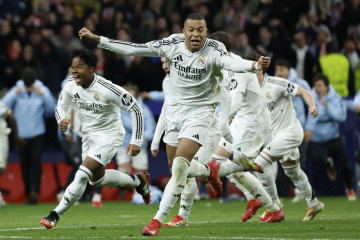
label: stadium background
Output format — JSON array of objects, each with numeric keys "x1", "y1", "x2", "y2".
[{"x1": 0, "y1": 0, "x2": 359, "y2": 202}]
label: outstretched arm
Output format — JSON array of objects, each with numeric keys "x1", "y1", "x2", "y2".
[
  {"x1": 79, "y1": 27, "x2": 165, "y2": 57},
  {"x1": 296, "y1": 86, "x2": 318, "y2": 117},
  {"x1": 221, "y1": 55, "x2": 271, "y2": 73}
]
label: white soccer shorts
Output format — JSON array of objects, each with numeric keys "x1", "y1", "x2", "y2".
[
  {"x1": 0, "y1": 134, "x2": 9, "y2": 169},
  {"x1": 163, "y1": 104, "x2": 215, "y2": 147},
  {"x1": 82, "y1": 135, "x2": 123, "y2": 166},
  {"x1": 194, "y1": 118, "x2": 222, "y2": 164},
  {"x1": 116, "y1": 147, "x2": 149, "y2": 170},
  {"x1": 262, "y1": 124, "x2": 303, "y2": 162}
]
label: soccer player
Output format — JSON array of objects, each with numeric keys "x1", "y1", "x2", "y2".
[
  {"x1": 248, "y1": 54, "x2": 325, "y2": 222},
  {"x1": 0, "y1": 100, "x2": 23, "y2": 207},
  {"x1": 40, "y1": 48, "x2": 150, "y2": 229},
  {"x1": 78, "y1": 13, "x2": 269, "y2": 236}
]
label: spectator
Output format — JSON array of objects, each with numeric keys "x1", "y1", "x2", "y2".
[
  {"x1": 288, "y1": 31, "x2": 315, "y2": 86},
  {"x1": 1, "y1": 67, "x2": 57, "y2": 204},
  {"x1": 306, "y1": 74, "x2": 356, "y2": 201},
  {"x1": 231, "y1": 32, "x2": 255, "y2": 57}
]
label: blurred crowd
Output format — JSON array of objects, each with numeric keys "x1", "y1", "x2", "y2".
[
  {"x1": 1, "y1": 0, "x2": 360, "y2": 203},
  {"x1": 1, "y1": 0, "x2": 360, "y2": 95}
]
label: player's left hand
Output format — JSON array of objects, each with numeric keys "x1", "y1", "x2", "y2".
[
  {"x1": 126, "y1": 144, "x2": 141, "y2": 156},
  {"x1": 309, "y1": 106, "x2": 318, "y2": 117},
  {"x1": 258, "y1": 56, "x2": 271, "y2": 69}
]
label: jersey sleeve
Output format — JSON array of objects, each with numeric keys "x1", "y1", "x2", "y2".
[
  {"x1": 216, "y1": 50, "x2": 254, "y2": 73},
  {"x1": 55, "y1": 81, "x2": 73, "y2": 124},
  {"x1": 98, "y1": 34, "x2": 182, "y2": 58},
  {"x1": 112, "y1": 84, "x2": 144, "y2": 147},
  {"x1": 270, "y1": 77, "x2": 299, "y2": 97}
]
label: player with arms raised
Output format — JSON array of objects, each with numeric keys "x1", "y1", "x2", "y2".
[{"x1": 79, "y1": 13, "x2": 270, "y2": 236}]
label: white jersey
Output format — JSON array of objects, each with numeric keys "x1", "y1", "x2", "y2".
[
  {"x1": 0, "y1": 100, "x2": 11, "y2": 135},
  {"x1": 262, "y1": 76, "x2": 301, "y2": 135},
  {"x1": 56, "y1": 74, "x2": 144, "y2": 146},
  {"x1": 98, "y1": 34, "x2": 254, "y2": 106}
]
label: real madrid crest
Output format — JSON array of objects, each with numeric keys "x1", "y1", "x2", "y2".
[
  {"x1": 266, "y1": 92, "x2": 271, "y2": 99},
  {"x1": 94, "y1": 93, "x2": 100, "y2": 101},
  {"x1": 197, "y1": 55, "x2": 206, "y2": 67}
]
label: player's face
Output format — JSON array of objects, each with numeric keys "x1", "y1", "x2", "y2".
[
  {"x1": 275, "y1": 65, "x2": 290, "y2": 79},
  {"x1": 161, "y1": 57, "x2": 170, "y2": 75},
  {"x1": 183, "y1": 19, "x2": 207, "y2": 53},
  {"x1": 71, "y1": 56, "x2": 94, "y2": 88},
  {"x1": 314, "y1": 80, "x2": 329, "y2": 97}
]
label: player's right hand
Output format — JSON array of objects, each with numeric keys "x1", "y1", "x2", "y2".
[
  {"x1": 78, "y1": 27, "x2": 100, "y2": 43},
  {"x1": 151, "y1": 149, "x2": 159, "y2": 157},
  {"x1": 59, "y1": 119, "x2": 70, "y2": 132}
]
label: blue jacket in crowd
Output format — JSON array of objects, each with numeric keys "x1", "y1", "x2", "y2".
[
  {"x1": 305, "y1": 84, "x2": 347, "y2": 142},
  {"x1": 120, "y1": 98, "x2": 155, "y2": 149},
  {"x1": 2, "y1": 80, "x2": 56, "y2": 139}
]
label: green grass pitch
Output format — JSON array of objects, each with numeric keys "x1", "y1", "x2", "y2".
[{"x1": 0, "y1": 197, "x2": 359, "y2": 239}]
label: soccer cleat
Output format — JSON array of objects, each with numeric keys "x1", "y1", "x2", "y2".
[
  {"x1": 135, "y1": 172, "x2": 151, "y2": 205},
  {"x1": 259, "y1": 209, "x2": 285, "y2": 223},
  {"x1": 302, "y1": 201, "x2": 324, "y2": 221},
  {"x1": 142, "y1": 218, "x2": 161, "y2": 236},
  {"x1": 165, "y1": 215, "x2": 188, "y2": 227},
  {"x1": 206, "y1": 160, "x2": 223, "y2": 198},
  {"x1": 347, "y1": 189, "x2": 357, "y2": 201},
  {"x1": 92, "y1": 201, "x2": 103, "y2": 207},
  {"x1": 40, "y1": 211, "x2": 60, "y2": 229},
  {"x1": 325, "y1": 157, "x2": 337, "y2": 182},
  {"x1": 237, "y1": 158, "x2": 264, "y2": 173},
  {"x1": 241, "y1": 199, "x2": 263, "y2": 222}
]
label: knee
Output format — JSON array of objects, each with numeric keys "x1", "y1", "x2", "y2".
[
  {"x1": 75, "y1": 165, "x2": 93, "y2": 182},
  {"x1": 89, "y1": 175, "x2": 105, "y2": 187},
  {"x1": 283, "y1": 164, "x2": 301, "y2": 180}
]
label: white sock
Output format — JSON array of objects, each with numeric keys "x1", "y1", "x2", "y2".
[
  {"x1": 218, "y1": 159, "x2": 244, "y2": 178},
  {"x1": 55, "y1": 166, "x2": 92, "y2": 217},
  {"x1": 155, "y1": 157, "x2": 190, "y2": 223},
  {"x1": 283, "y1": 163, "x2": 317, "y2": 207},
  {"x1": 254, "y1": 153, "x2": 280, "y2": 205},
  {"x1": 89, "y1": 169, "x2": 140, "y2": 188},
  {"x1": 187, "y1": 160, "x2": 210, "y2": 178},
  {"x1": 92, "y1": 192, "x2": 102, "y2": 202},
  {"x1": 179, "y1": 178, "x2": 197, "y2": 221},
  {"x1": 232, "y1": 172, "x2": 279, "y2": 212},
  {"x1": 227, "y1": 173, "x2": 255, "y2": 201}
]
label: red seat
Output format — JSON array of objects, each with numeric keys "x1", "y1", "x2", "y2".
[{"x1": 0, "y1": 163, "x2": 26, "y2": 203}]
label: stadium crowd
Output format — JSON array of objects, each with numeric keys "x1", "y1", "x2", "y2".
[{"x1": 0, "y1": 0, "x2": 359, "y2": 209}]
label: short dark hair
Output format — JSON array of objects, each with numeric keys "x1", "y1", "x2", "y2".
[
  {"x1": 22, "y1": 67, "x2": 37, "y2": 87},
  {"x1": 184, "y1": 13, "x2": 206, "y2": 25},
  {"x1": 313, "y1": 73, "x2": 329, "y2": 86},
  {"x1": 208, "y1": 31, "x2": 232, "y2": 51},
  {"x1": 275, "y1": 58, "x2": 292, "y2": 69},
  {"x1": 71, "y1": 48, "x2": 97, "y2": 68}
]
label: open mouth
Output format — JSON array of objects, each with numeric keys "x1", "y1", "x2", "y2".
[
  {"x1": 73, "y1": 76, "x2": 81, "y2": 84},
  {"x1": 190, "y1": 39, "x2": 201, "y2": 46}
]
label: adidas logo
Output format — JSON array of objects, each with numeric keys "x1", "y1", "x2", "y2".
[
  {"x1": 266, "y1": 146, "x2": 271, "y2": 151},
  {"x1": 193, "y1": 156, "x2": 199, "y2": 161},
  {"x1": 192, "y1": 134, "x2": 199, "y2": 140},
  {"x1": 73, "y1": 93, "x2": 80, "y2": 99},
  {"x1": 95, "y1": 154, "x2": 101, "y2": 159},
  {"x1": 174, "y1": 55, "x2": 183, "y2": 62}
]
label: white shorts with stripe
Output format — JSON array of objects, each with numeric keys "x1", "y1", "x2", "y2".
[
  {"x1": 163, "y1": 104, "x2": 215, "y2": 147},
  {"x1": 262, "y1": 122, "x2": 303, "y2": 162},
  {"x1": 82, "y1": 135, "x2": 123, "y2": 166}
]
